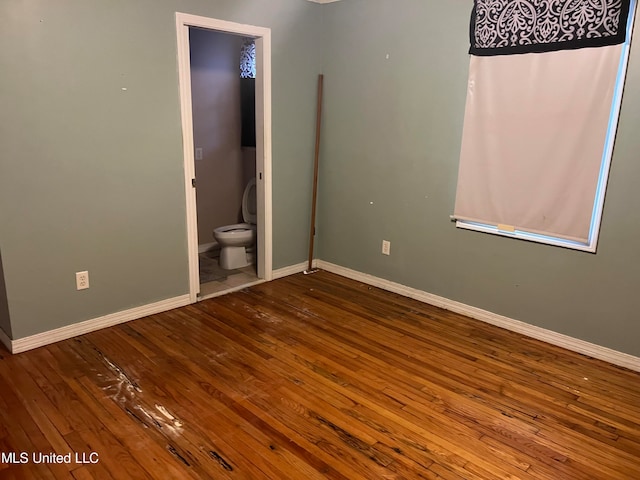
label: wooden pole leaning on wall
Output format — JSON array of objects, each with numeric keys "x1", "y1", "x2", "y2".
[{"x1": 304, "y1": 74, "x2": 324, "y2": 274}]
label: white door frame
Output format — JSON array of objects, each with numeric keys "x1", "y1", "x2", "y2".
[{"x1": 175, "y1": 12, "x2": 273, "y2": 302}]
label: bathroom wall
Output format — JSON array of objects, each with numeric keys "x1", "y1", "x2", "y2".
[
  {"x1": 0, "y1": 251, "x2": 11, "y2": 339},
  {"x1": 318, "y1": 0, "x2": 640, "y2": 357},
  {"x1": 190, "y1": 28, "x2": 244, "y2": 246},
  {"x1": 0, "y1": 0, "x2": 324, "y2": 339},
  {"x1": 242, "y1": 147, "x2": 257, "y2": 189}
]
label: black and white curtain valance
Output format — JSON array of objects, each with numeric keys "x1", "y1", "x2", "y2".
[{"x1": 470, "y1": 0, "x2": 632, "y2": 56}]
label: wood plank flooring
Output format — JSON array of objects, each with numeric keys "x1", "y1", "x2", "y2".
[{"x1": 0, "y1": 271, "x2": 639, "y2": 479}]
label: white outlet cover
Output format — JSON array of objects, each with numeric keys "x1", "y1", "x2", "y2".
[{"x1": 76, "y1": 271, "x2": 90, "y2": 290}]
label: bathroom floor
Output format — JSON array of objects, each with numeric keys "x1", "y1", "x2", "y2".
[{"x1": 198, "y1": 250, "x2": 260, "y2": 299}]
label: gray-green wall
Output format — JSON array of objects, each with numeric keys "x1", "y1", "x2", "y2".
[
  {"x1": 0, "y1": 0, "x2": 323, "y2": 339},
  {"x1": 318, "y1": 0, "x2": 640, "y2": 357}
]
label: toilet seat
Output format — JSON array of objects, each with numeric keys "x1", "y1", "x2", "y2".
[{"x1": 217, "y1": 223, "x2": 254, "y2": 234}]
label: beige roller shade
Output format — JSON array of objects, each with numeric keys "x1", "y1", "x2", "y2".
[{"x1": 454, "y1": 44, "x2": 623, "y2": 244}]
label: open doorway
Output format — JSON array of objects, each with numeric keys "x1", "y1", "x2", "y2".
[{"x1": 176, "y1": 13, "x2": 273, "y2": 302}]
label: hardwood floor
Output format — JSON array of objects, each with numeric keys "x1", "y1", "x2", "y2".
[{"x1": 1, "y1": 271, "x2": 639, "y2": 479}]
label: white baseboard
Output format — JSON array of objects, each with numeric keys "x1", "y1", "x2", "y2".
[
  {"x1": 198, "y1": 241, "x2": 219, "y2": 254},
  {"x1": 10, "y1": 294, "x2": 191, "y2": 354},
  {"x1": 0, "y1": 326, "x2": 11, "y2": 353},
  {"x1": 7, "y1": 259, "x2": 314, "y2": 354},
  {"x1": 272, "y1": 259, "x2": 318, "y2": 279},
  {"x1": 11, "y1": 258, "x2": 636, "y2": 372},
  {"x1": 317, "y1": 261, "x2": 640, "y2": 373}
]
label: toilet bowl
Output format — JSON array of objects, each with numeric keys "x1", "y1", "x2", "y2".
[{"x1": 213, "y1": 178, "x2": 257, "y2": 270}]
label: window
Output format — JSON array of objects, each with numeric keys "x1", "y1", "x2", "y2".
[
  {"x1": 240, "y1": 38, "x2": 256, "y2": 79},
  {"x1": 453, "y1": 0, "x2": 636, "y2": 252},
  {"x1": 240, "y1": 38, "x2": 256, "y2": 147}
]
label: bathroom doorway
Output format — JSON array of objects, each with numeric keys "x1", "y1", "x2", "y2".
[{"x1": 176, "y1": 13, "x2": 273, "y2": 302}]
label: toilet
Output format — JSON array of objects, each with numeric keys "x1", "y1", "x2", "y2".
[{"x1": 213, "y1": 178, "x2": 257, "y2": 270}]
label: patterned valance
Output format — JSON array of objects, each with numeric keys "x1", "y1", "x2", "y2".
[
  {"x1": 470, "y1": 0, "x2": 632, "y2": 56},
  {"x1": 240, "y1": 38, "x2": 256, "y2": 79}
]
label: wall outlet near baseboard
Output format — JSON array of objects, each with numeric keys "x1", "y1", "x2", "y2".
[
  {"x1": 382, "y1": 240, "x2": 391, "y2": 255},
  {"x1": 76, "y1": 271, "x2": 90, "y2": 290}
]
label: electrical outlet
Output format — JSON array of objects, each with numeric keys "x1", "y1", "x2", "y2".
[
  {"x1": 382, "y1": 240, "x2": 391, "y2": 256},
  {"x1": 195, "y1": 147, "x2": 203, "y2": 161},
  {"x1": 76, "y1": 271, "x2": 90, "y2": 290}
]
